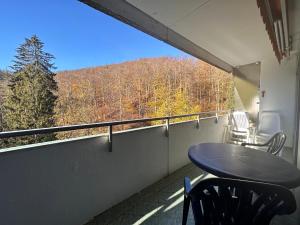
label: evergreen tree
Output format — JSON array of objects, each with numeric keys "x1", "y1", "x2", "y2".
[{"x1": 3, "y1": 35, "x2": 57, "y2": 146}]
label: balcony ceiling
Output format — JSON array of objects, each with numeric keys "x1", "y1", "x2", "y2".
[
  {"x1": 82, "y1": 0, "x2": 300, "y2": 73},
  {"x1": 126, "y1": 0, "x2": 271, "y2": 67}
]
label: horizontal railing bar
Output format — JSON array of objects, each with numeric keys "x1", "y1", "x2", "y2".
[{"x1": 0, "y1": 110, "x2": 229, "y2": 138}]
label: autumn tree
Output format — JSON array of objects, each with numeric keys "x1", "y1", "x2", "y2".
[{"x1": 53, "y1": 57, "x2": 234, "y2": 139}]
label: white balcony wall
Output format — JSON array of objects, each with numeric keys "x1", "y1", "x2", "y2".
[
  {"x1": 260, "y1": 55, "x2": 298, "y2": 147},
  {"x1": 0, "y1": 116, "x2": 227, "y2": 225},
  {"x1": 169, "y1": 117, "x2": 224, "y2": 173}
]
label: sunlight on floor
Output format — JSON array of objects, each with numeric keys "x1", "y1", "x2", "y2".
[
  {"x1": 132, "y1": 206, "x2": 164, "y2": 225},
  {"x1": 164, "y1": 173, "x2": 207, "y2": 212},
  {"x1": 85, "y1": 159, "x2": 298, "y2": 225}
]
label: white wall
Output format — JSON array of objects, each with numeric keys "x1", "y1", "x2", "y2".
[
  {"x1": 169, "y1": 118, "x2": 224, "y2": 173},
  {"x1": 259, "y1": 55, "x2": 298, "y2": 147},
  {"x1": 0, "y1": 116, "x2": 227, "y2": 225},
  {"x1": 296, "y1": 60, "x2": 300, "y2": 169}
]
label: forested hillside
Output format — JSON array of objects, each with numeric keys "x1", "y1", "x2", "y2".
[
  {"x1": 1, "y1": 57, "x2": 233, "y2": 140},
  {"x1": 55, "y1": 57, "x2": 234, "y2": 137}
]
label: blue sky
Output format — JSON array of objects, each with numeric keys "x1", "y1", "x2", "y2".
[{"x1": 0, "y1": 0, "x2": 188, "y2": 71}]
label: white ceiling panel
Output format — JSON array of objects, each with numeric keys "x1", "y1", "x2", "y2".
[
  {"x1": 126, "y1": 0, "x2": 273, "y2": 66},
  {"x1": 171, "y1": 0, "x2": 270, "y2": 66},
  {"x1": 126, "y1": 0, "x2": 209, "y2": 27}
]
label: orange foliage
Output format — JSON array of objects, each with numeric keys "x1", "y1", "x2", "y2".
[{"x1": 55, "y1": 57, "x2": 233, "y2": 138}]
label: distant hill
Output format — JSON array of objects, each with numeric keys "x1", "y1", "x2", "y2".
[
  {"x1": 0, "y1": 57, "x2": 234, "y2": 137},
  {"x1": 55, "y1": 57, "x2": 233, "y2": 133},
  {"x1": 56, "y1": 57, "x2": 180, "y2": 79}
]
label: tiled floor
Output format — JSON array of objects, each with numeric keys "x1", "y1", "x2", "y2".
[
  {"x1": 85, "y1": 164, "x2": 204, "y2": 225},
  {"x1": 85, "y1": 148, "x2": 299, "y2": 225}
]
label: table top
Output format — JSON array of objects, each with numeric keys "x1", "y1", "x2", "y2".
[{"x1": 188, "y1": 143, "x2": 300, "y2": 188}]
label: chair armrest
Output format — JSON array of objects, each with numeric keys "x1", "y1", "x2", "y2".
[
  {"x1": 241, "y1": 142, "x2": 268, "y2": 147},
  {"x1": 184, "y1": 177, "x2": 192, "y2": 195}
]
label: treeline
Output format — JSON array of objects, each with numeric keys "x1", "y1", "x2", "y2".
[
  {"x1": 55, "y1": 57, "x2": 234, "y2": 138},
  {"x1": 0, "y1": 36, "x2": 234, "y2": 147}
]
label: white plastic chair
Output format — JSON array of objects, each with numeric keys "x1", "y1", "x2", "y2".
[
  {"x1": 230, "y1": 111, "x2": 250, "y2": 132},
  {"x1": 255, "y1": 111, "x2": 281, "y2": 143},
  {"x1": 225, "y1": 111, "x2": 251, "y2": 143}
]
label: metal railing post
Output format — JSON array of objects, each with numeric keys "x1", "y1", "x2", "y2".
[
  {"x1": 197, "y1": 114, "x2": 200, "y2": 129},
  {"x1": 108, "y1": 125, "x2": 113, "y2": 152},
  {"x1": 165, "y1": 118, "x2": 169, "y2": 137},
  {"x1": 215, "y1": 112, "x2": 219, "y2": 123}
]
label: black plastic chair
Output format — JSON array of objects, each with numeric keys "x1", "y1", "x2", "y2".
[
  {"x1": 241, "y1": 132, "x2": 286, "y2": 156},
  {"x1": 182, "y1": 177, "x2": 296, "y2": 225}
]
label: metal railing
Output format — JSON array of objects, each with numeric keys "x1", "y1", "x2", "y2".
[{"x1": 0, "y1": 110, "x2": 228, "y2": 151}]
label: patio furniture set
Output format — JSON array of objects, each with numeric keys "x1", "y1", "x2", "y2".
[{"x1": 182, "y1": 111, "x2": 300, "y2": 225}]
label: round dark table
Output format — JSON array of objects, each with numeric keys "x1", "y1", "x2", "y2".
[{"x1": 188, "y1": 143, "x2": 300, "y2": 188}]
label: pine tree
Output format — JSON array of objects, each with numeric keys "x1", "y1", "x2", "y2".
[{"x1": 3, "y1": 35, "x2": 57, "y2": 146}]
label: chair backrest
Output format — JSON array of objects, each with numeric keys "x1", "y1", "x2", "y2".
[
  {"x1": 188, "y1": 177, "x2": 296, "y2": 225},
  {"x1": 229, "y1": 111, "x2": 250, "y2": 132},
  {"x1": 257, "y1": 111, "x2": 281, "y2": 136},
  {"x1": 266, "y1": 132, "x2": 286, "y2": 155}
]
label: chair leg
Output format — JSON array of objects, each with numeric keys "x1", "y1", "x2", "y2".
[{"x1": 182, "y1": 196, "x2": 190, "y2": 225}]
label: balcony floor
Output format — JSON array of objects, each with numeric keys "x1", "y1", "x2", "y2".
[{"x1": 85, "y1": 148, "x2": 298, "y2": 225}]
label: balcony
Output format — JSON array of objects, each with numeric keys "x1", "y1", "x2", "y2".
[
  {"x1": 0, "y1": 113, "x2": 229, "y2": 225},
  {"x1": 1, "y1": 112, "x2": 299, "y2": 225},
  {"x1": 1, "y1": 0, "x2": 300, "y2": 224}
]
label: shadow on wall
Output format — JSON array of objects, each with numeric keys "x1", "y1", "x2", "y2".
[{"x1": 233, "y1": 62, "x2": 261, "y2": 122}]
